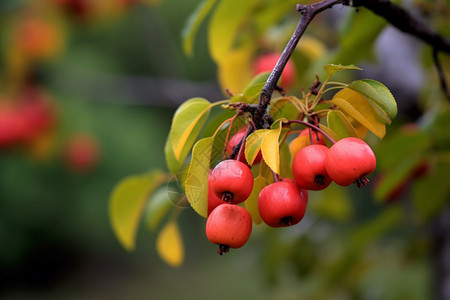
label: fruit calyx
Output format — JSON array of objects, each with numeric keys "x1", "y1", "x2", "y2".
[
  {"x1": 218, "y1": 244, "x2": 230, "y2": 255},
  {"x1": 221, "y1": 192, "x2": 233, "y2": 203},
  {"x1": 281, "y1": 216, "x2": 293, "y2": 227},
  {"x1": 355, "y1": 176, "x2": 370, "y2": 188}
]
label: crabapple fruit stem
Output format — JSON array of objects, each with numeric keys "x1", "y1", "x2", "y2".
[{"x1": 284, "y1": 119, "x2": 336, "y2": 144}]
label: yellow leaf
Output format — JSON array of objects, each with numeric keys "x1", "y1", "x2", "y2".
[
  {"x1": 297, "y1": 35, "x2": 327, "y2": 61},
  {"x1": 332, "y1": 88, "x2": 386, "y2": 139},
  {"x1": 156, "y1": 221, "x2": 184, "y2": 267},
  {"x1": 208, "y1": 0, "x2": 259, "y2": 63},
  {"x1": 170, "y1": 98, "x2": 211, "y2": 160},
  {"x1": 245, "y1": 176, "x2": 269, "y2": 224},
  {"x1": 261, "y1": 127, "x2": 282, "y2": 174},
  {"x1": 109, "y1": 171, "x2": 170, "y2": 251},
  {"x1": 217, "y1": 42, "x2": 254, "y2": 94},
  {"x1": 245, "y1": 129, "x2": 270, "y2": 165},
  {"x1": 353, "y1": 122, "x2": 368, "y2": 139},
  {"x1": 185, "y1": 137, "x2": 213, "y2": 218}
]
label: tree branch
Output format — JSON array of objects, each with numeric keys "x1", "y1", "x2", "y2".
[
  {"x1": 253, "y1": 0, "x2": 450, "y2": 121},
  {"x1": 350, "y1": 0, "x2": 450, "y2": 54},
  {"x1": 252, "y1": 0, "x2": 344, "y2": 129}
]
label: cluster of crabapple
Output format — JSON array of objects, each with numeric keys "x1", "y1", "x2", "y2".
[{"x1": 205, "y1": 127, "x2": 376, "y2": 255}]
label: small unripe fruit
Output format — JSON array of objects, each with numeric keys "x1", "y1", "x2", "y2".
[
  {"x1": 209, "y1": 159, "x2": 254, "y2": 204},
  {"x1": 253, "y1": 53, "x2": 296, "y2": 88},
  {"x1": 258, "y1": 181, "x2": 307, "y2": 227},
  {"x1": 292, "y1": 144, "x2": 332, "y2": 190},
  {"x1": 206, "y1": 204, "x2": 252, "y2": 254},
  {"x1": 325, "y1": 137, "x2": 376, "y2": 187}
]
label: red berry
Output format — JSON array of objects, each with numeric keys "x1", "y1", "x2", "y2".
[
  {"x1": 209, "y1": 159, "x2": 254, "y2": 204},
  {"x1": 206, "y1": 204, "x2": 252, "y2": 255},
  {"x1": 17, "y1": 88, "x2": 56, "y2": 140},
  {"x1": 253, "y1": 53, "x2": 296, "y2": 88},
  {"x1": 207, "y1": 174, "x2": 224, "y2": 216},
  {"x1": 281, "y1": 177, "x2": 309, "y2": 206},
  {"x1": 292, "y1": 144, "x2": 332, "y2": 190},
  {"x1": 226, "y1": 129, "x2": 262, "y2": 165},
  {"x1": 299, "y1": 128, "x2": 325, "y2": 145},
  {"x1": 258, "y1": 181, "x2": 307, "y2": 227},
  {"x1": 325, "y1": 137, "x2": 376, "y2": 187},
  {"x1": 0, "y1": 105, "x2": 27, "y2": 148}
]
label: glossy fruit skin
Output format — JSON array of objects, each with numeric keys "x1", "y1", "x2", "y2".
[
  {"x1": 226, "y1": 129, "x2": 262, "y2": 165},
  {"x1": 292, "y1": 144, "x2": 332, "y2": 190},
  {"x1": 281, "y1": 178, "x2": 309, "y2": 206},
  {"x1": 206, "y1": 204, "x2": 252, "y2": 249},
  {"x1": 325, "y1": 137, "x2": 376, "y2": 186},
  {"x1": 210, "y1": 159, "x2": 254, "y2": 204},
  {"x1": 207, "y1": 174, "x2": 224, "y2": 216},
  {"x1": 254, "y1": 53, "x2": 296, "y2": 88},
  {"x1": 258, "y1": 181, "x2": 307, "y2": 227}
]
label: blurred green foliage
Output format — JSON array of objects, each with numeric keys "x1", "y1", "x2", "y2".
[{"x1": 0, "y1": 0, "x2": 448, "y2": 299}]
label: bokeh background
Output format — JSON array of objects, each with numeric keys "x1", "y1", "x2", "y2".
[{"x1": 0, "y1": 0, "x2": 449, "y2": 299}]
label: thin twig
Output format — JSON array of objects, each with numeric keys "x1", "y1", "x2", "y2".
[{"x1": 432, "y1": 49, "x2": 450, "y2": 100}]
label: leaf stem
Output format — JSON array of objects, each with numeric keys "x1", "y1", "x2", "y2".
[{"x1": 284, "y1": 119, "x2": 336, "y2": 144}]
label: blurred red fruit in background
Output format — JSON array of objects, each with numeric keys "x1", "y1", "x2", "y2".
[{"x1": 64, "y1": 133, "x2": 100, "y2": 173}]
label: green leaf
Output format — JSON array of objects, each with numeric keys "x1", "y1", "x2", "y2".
[
  {"x1": 208, "y1": 0, "x2": 260, "y2": 63},
  {"x1": 242, "y1": 72, "x2": 271, "y2": 104},
  {"x1": 332, "y1": 88, "x2": 386, "y2": 139},
  {"x1": 326, "y1": 110, "x2": 357, "y2": 139},
  {"x1": 327, "y1": 206, "x2": 403, "y2": 283},
  {"x1": 165, "y1": 97, "x2": 211, "y2": 173},
  {"x1": 182, "y1": 0, "x2": 217, "y2": 56},
  {"x1": 261, "y1": 126, "x2": 282, "y2": 174},
  {"x1": 374, "y1": 154, "x2": 423, "y2": 203},
  {"x1": 348, "y1": 79, "x2": 397, "y2": 122},
  {"x1": 333, "y1": 9, "x2": 386, "y2": 64},
  {"x1": 245, "y1": 175, "x2": 269, "y2": 224},
  {"x1": 376, "y1": 131, "x2": 432, "y2": 170},
  {"x1": 164, "y1": 138, "x2": 181, "y2": 175},
  {"x1": 323, "y1": 64, "x2": 362, "y2": 76},
  {"x1": 109, "y1": 170, "x2": 170, "y2": 251},
  {"x1": 245, "y1": 129, "x2": 271, "y2": 165},
  {"x1": 309, "y1": 184, "x2": 352, "y2": 222},
  {"x1": 270, "y1": 97, "x2": 302, "y2": 121},
  {"x1": 185, "y1": 137, "x2": 214, "y2": 218},
  {"x1": 279, "y1": 140, "x2": 293, "y2": 179},
  {"x1": 210, "y1": 116, "x2": 247, "y2": 167},
  {"x1": 413, "y1": 163, "x2": 450, "y2": 221},
  {"x1": 349, "y1": 206, "x2": 403, "y2": 252},
  {"x1": 146, "y1": 186, "x2": 176, "y2": 231},
  {"x1": 156, "y1": 220, "x2": 184, "y2": 267},
  {"x1": 318, "y1": 124, "x2": 340, "y2": 145}
]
